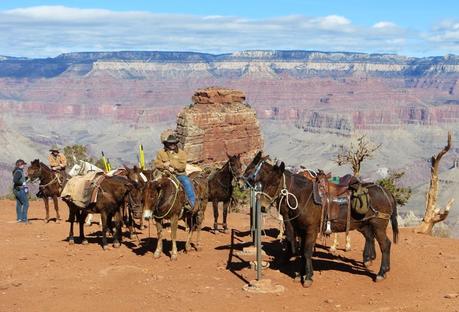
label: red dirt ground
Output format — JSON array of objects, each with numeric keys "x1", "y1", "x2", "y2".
[{"x1": 1, "y1": 199, "x2": 458, "y2": 312}]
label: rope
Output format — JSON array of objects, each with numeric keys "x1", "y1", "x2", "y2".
[{"x1": 152, "y1": 177, "x2": 179, "y2": 219}]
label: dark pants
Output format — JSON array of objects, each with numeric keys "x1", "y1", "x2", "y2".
[
  {"x1": 176, "y1": 175, "x2": 195, "y2": 207},
  {"x1": 15, "y1": 188, "x2": 29, "y2": 222}
]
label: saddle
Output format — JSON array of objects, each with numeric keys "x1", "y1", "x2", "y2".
[
  {"x1": 61, "y1": 172, "x2": 106, "y2": 208},
  {"x1": 300, "y1": 170, "x2": 369, "y2": 236}
]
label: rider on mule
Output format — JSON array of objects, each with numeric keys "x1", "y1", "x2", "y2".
[
  {"x1": 48, "y1": 146, "x2": 67, "y2": 178},
  {"x1": 154, "y1": 134, "x2": 195, "y2": 211}
]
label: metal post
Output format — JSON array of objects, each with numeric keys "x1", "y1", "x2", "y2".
[
  {"x1": 255, "y1": 182, "x2": 262, "y2": 281},
  {"x1": 250, "y1": 187, "x2": 256, "y2": 244}
]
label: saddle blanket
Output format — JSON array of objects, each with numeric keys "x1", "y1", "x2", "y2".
[{"x1": 61, "y1": 171, "x2": 103, "y2": 208}]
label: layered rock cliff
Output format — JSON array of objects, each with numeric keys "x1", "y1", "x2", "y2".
[
  {"x1": 175, "y1": 87, "x2": 263, "y2": 164},
  {"x1": 1, "y1": 50, "x2": 459, "y2": 129}
]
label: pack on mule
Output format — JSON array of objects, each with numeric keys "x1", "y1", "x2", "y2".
[
  {"x1": 61, "y1": 172, "x2": 106, "y2": 208},
  {"x1": 27, "y1": 159, "x2": 65, "y2": 223},
  {"x1": 143, "y1": 171, "x2": 208, "y2": 260},
  {"x1": 207, "y1": 154, "x2": 243, "y2": 233},
  {"x1": 243, "y1": 151, "x2": 398, "y2": 288}
]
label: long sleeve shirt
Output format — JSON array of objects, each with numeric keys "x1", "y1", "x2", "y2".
[
  {"x1": 13, "y1": 168, "x2": 26, "y2": 189},
  {"x1": 48, "y1": 153, "x2": 67, "y2": 169},
  {"x1": 154, "y1": 149, "x2": 187, "y2": 174}
]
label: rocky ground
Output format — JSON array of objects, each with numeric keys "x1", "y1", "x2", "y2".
[{"x1": 1, "y1": 199, "x2": 458, "y2": 312}]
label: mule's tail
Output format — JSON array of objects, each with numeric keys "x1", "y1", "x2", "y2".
[{"x1": 390, "y1": 197, "x2": 399, "y2": 244}]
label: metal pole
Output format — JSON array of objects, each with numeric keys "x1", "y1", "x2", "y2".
[
  {"x1": 250, "y1": 187, "x2": 256, "y2": 244},
  {"x1": 255, "y1": 182, "x2": 262, "y2": 281}
]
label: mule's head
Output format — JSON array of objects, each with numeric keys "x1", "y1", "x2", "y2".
[
  {"x1": 228, "y1": 153, "x2": 243, "y2": 178},
  {"x1": 142, "y1": 177, "x2": 167, "y2": 220},
  {"x1": 27, "y1": 159, "x2": 42, "y2": 181},
  {"x1": 241, "y1": 151, "x2": 271, "y2": 188}
]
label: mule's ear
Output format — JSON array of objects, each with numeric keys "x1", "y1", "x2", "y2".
[
  {"x1": 253, "y1": 151, "x2": 262, "y2": 163},
  {"x1": 276, "y1": 162, "x2": 285, "y2": 173}
]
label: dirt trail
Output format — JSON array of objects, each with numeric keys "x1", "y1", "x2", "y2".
[{"x1": 0, "y1": 199, "x2": 458, "y2": 312}]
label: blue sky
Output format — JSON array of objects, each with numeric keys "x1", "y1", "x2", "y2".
[{"x1": 0, "y1": 1, "x2": 458, "y2": 57}]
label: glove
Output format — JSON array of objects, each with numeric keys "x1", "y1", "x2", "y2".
[
  {"x1": 163, "y1": 161, "x2": 170, "y2": 168},
  {"x1": 168, "y1": 166, "x2": 175, "y2": 173}
]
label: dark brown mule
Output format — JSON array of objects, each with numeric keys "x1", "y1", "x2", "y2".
[
  {"x1": 143, "y1": 172, "x2": 208, "y2": 260},
  {"x1": 27, "y1": 159, "x2": 63, "y2": 223},
  {"x1": 62, "y1": 175, "x2": 138, "y2": 250},
  {"x1": 123, "y1": 165, "x2": 153, "y2": 229},
  {"x1": 242, "y1": 151, "x2": 398, "y2": 287},
  {"x1": 208, "y1": 154, "x2": 243, "y2": 233}
]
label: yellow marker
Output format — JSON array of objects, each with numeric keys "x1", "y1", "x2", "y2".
[
  {"x1": 101, "y1": 151, "x2": 110, "y2": 173},
  {"x1": 139, "y1": 144, "x2": 145, "y2": 169}
]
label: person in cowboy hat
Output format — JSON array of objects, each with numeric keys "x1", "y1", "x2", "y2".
[
  {"x1": 154, "y1": 133, "x2": 195, "y2": 211},
  {"x1": 12, "y1": 159, "x2": 30, "y2": 223},
  {"x1": 48, "y1": 146, "x2": 67, "y2": 172}
]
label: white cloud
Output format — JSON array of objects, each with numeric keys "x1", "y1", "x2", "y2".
[{"x1": 0, "y1": 6, "x2": 454, "y2": 57}]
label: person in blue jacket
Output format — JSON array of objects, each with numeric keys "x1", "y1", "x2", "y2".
[{"x1": 12, "y1": 159, "x2": 29, "y2": 223}]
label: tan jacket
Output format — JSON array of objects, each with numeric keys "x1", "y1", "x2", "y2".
[
  {"x1": 154, "y1": 149, "x2": 187, "y2": 174},
  {"x1": 48, "y1": 153, "x2": 67, "y2": 169}
]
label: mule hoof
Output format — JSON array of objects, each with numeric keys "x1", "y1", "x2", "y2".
[
  {"x1": 113, "y1": 242, "x2": 121, "y2": 248},
  {"x1": 153, "y1": 252, "x2": 161, "y2": 259},
  {"x1": 345, "y1": 246, "x2": 352, "y2": 252},
  {"x1": 170, "y1": 254, "x2": 178, "y2": 261},
  {"x1": 81, "y1": 239, "x2": 89, "y2": 245},
  {"x1": 69, "y1": 239, "x2": 75, "y2": 245},
  {"x1": 364, "y1": 261, "x2": 373, "y2": 268},
  {"x1": 44, "y1": 219, "x2": 50, "y2": 223},
  {"x1": 375, "y1": 274, "x2": 386, "y2": 282},
  {"x1": 302, "y1": 279, "x2": 313, "y2": 288},
  {"x1": 195, "y1": 245, "x2": 203, "y2": 252},
  {"x1": 185, "y1": 244, "x2": 192, "y2": 253},
  {"x1": 102, "y1": 245, "x2": 111, "y2": 251}
]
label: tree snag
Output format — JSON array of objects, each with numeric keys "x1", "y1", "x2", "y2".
[
  {"x1": 335, "y1": 135, "x2": 381, "y2": 177},
  {"x1": 416, "y1": 131, "x2": 454, "y2": 235}
]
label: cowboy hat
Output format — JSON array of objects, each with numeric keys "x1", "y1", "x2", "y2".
[
  {"x1": 49, "y1": 145, "x2": 60, "y2": 152},
  {"x1": 163, "y1": 134, "x2": 179, "y2": 144}
]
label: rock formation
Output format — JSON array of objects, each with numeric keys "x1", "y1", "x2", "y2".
[{"x1": 175, "y1": 87, "x2": 263, "y2": 164}]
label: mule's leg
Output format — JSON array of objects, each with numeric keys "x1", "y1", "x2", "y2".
[
  {"x1": 68, "y1": 207, "x2": 76, "y2": 245},
  {"x1": 222, "y1": 201, "x2": 229, "y2": 233},
  {"x1": 112, "y1": 209, "x2": 122, "y2": 248},
  {"x1": 43, "y1": 197, "x2": 50, "y2": 223},
  {"x1": 85, "y1": 213, "x2": 93, "y2": 226},
  {"x1": 345, "y1": 234, "x2": 352, "y2": 251},
  {"x1": 78, "y1": 210, "x2": 88, "y2": 245},
  {"x1": 301, "y1": 228, "x2": 318, "y2": 288},
  {"x1": 53, "y1": 196, "x2": 61, "y2": 221},
  {"x1": 195, "y1": 208, "x2": 205, "y2": 251},
  {"x1": 359, "y1": 225, "x2": 376, "y2": 268},
  {"x1": 185, "y1": 216, "x2": 193, "y2": 253},
  {"x1": 212, "y1": 200, "x2": 219, "y2": 232},
  {"x1": 373, "y1": 222, "x2": 391, "y2": 282},
  {"x1": 283, "y1": 218, "x2": 297, "y2": 262},
  {"x1": 100, "y1": 211, "x2": 109, "y2": 250},
  {"x1": 170, "y1": 215, "x2": 179, "y2": 261},
  {"x1": 330, "y1": 233, "x2": 339, "y2": 253},
  {"x1": 153, "y1": 220, "x2": 163, "y2": 259}
]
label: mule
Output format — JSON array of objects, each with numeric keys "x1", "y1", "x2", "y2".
[
  {"x1": 242, "y1": 151, "x2": 398, "y2": 287},
  {"x1": 63, "y1": 175, "x2": 139, "y2": 249},
  {"x1": 207, "y1": 154, "x2": 243, "y2": 233},
  {"x1": 27, "y1": 159, "x2": 64, "y2": 223},
  {"x1": 143, "y1": 172, "x2": 208, "y2": 260}
]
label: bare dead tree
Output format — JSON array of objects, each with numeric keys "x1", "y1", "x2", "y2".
[
  {"x1": 416, "y1": 131, "x2": 454, "y2": 235},
  {"x1": 335, "y1": 135, "x2": 381, "y2": 177}
]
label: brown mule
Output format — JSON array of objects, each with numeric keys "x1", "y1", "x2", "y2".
[
  {"x1": 62, "y1": 175, "x2": 138, "y2": 249},
  {"x1": 242, "y1": 151, "x2": 398, "y2": 287},
  {"x1": 27, "y1": 159, "x2": 63, "y2": 223},
  {"x1": 207, "y1": 154, "x2": 243, "y2": 233},
  {"x1": 143, "y1": 172, "x2": 208, "y2": 260}
]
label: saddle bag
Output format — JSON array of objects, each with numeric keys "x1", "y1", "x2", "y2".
[{"x1": 351, "y1": 185, "x2": 369, "y2": 215}]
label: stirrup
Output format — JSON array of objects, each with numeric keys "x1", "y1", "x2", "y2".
[{"x1": 324, "y1": 221, "x2": 332, "y2": 235}]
